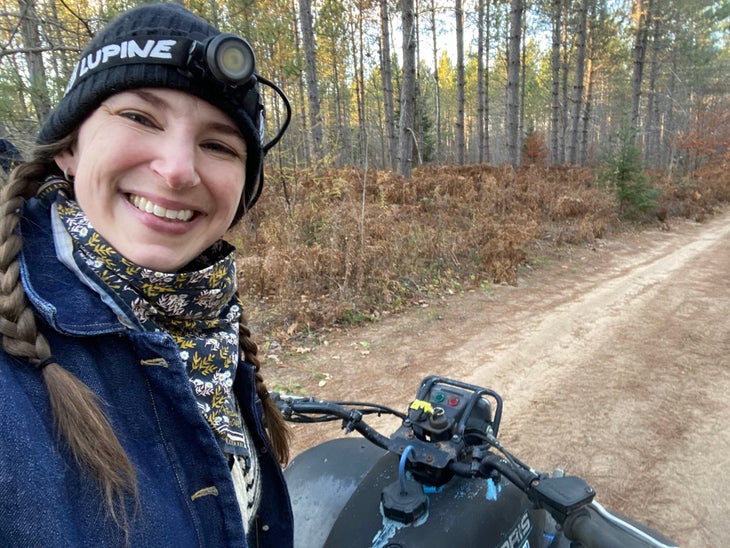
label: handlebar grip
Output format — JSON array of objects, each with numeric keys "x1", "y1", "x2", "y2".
[{"x1": 564, "y1": 505, "x2": 676, "y2": 548}]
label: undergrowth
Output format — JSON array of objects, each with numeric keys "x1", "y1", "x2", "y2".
[{"x1": 227, "y1": 160, "x2": 729, "y2": 349}]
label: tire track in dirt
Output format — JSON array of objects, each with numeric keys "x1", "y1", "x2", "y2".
[
  {"x1": 449, "y1": 213, "x2": 730, "y2": 392},
  {"x1": 458, "y1": 212, "x2": 730, "y2": 547}
]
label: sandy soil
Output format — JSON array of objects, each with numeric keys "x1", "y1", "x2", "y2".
[{"x1": 269, "y1": 208, "x2": 730, "y2": 547}]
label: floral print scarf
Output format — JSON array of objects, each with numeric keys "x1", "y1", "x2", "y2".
[{"x1": 55, "y1": 196, "x2": 248, "y2": 455}]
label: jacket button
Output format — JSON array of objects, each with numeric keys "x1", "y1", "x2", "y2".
[{"x1": 261, "y1": 524, "x2": 270, "y2": 532}]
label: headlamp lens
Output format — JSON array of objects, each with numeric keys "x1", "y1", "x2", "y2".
[{"x1": 205, "y1": 34, "x2": 255, "y2": 86}]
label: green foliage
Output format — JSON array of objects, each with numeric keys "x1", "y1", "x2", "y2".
[
  {"x1": 339, "y1": 309, "x2": 372, "y2": 327},
  {"x1": 598, "y1": 131, "x2": 662, "y2": 218}
]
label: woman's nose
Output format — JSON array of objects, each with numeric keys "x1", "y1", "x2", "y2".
[{"x1": 149, "y1": 135, "x2": 201, "y2": 189}]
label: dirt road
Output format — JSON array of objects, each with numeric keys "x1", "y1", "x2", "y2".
[{"x1": 274, "y1": 208, "x2": 730, "y2": 547}]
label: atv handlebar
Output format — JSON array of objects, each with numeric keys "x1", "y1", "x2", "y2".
[
  {"x1": 274, "y1": 398, "x2": 393, "y2": 450},
  {"x1": 273, "y1": 376, "x2": 676, "y2": 548}
]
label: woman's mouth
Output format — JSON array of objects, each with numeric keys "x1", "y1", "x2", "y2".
[{"x1": 128, "y1": 194, "x2": 194, "y2": 222}]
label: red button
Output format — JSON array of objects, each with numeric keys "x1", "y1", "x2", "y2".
[{"x1": 448, "y1": 397, "x2": 460, "y2": 407}]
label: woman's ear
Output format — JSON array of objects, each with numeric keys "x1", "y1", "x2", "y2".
[{"x1": 54, "y1": 148, "x2": 77, "y2": 180}]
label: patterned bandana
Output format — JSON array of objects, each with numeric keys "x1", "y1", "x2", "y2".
[{"x1": 55, "y1": 197, "x2": 248, "y2": 454}]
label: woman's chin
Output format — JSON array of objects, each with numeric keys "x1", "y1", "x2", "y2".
[{"x1": 117, "y1": 245, "x2": 194, "y2": 273}]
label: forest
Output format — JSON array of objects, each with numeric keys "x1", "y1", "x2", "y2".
[
  {"x1": 1, "y1": 0, "x2": 729, "y2": 340},
  {"x1": 1, "y1": 0, "x2": 728, "y2": 172}
]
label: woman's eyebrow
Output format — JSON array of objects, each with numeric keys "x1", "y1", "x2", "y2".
[
  {"x1": 129, "y1": 89, "x2": 168, "y2": 109},
  {"x1": 207, "y1": 120, "x2": 243, "y2": 137}
]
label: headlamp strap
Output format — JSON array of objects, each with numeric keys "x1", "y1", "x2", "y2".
[{"x1": 64, "y1": 35, "x2": 194, "y2": 96}]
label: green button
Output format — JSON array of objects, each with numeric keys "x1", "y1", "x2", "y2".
[{"x1": 433, "y1": 392, "x2": 445, "y2": 403}]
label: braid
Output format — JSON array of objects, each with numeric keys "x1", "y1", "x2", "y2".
[
  {"x1": 238, "y1": 313, "x2": 291, "y2": 464},
  {"x1": 0, "y1": 151, "x2": 136, "y2": 527}
]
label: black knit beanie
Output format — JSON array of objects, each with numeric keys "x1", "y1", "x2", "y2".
[{"x1": 38, "y1": 2, "x2": 265, "y2": 216}]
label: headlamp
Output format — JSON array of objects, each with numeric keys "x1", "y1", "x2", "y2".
[
  {"x1": 61, "y1": 31, "x2": 289, "y2": 155},
  {"x1": 203, "y1": 34, "x2": 256, "y2": 86},
  {"x1": 193, "y1": 34, "x2": 291, "y2": 152}
]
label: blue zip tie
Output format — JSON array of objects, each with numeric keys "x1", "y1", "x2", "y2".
[{"x1": 399, "y1": 445, "x2": 415, "y2": 494}]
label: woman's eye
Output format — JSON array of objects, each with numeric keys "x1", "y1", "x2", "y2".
[
  {"x1": 202, "y1": 141, "x2": 241, "y2": 157},
  {"x1": 119, "y1": 111, "x2": 158, "y2": 128}
]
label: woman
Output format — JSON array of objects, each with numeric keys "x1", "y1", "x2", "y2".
[{"x1": 0, "y1": 3, "x2": 292, "y2": 546}]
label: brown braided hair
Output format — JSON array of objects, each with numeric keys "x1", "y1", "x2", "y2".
[
  {"x1": 0, "y1": 136, "x2": 137, "y2": 527},
  {"x1": 238, "y1": 314, "x2": 291, "y2": 464}
]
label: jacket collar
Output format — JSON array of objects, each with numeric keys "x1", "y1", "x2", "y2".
[{"x1": 18, "y1": 194, "x2": 125, "y2": 336}]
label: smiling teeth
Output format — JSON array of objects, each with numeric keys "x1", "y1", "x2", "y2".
[{"x1": 129, "y1": 195, "x2": 194, "y2": 222}]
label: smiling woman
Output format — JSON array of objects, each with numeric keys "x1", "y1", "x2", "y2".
[
  {"x1": 54, "y1": 88, "x2": 247, "y2": 272},
  {"x1": 0, "y1": 3, "x2": 292, "y2": 547}
]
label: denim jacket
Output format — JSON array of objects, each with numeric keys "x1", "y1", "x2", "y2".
[{"x1": 0, "y1": 195, "x2": 293, "y2": 547}]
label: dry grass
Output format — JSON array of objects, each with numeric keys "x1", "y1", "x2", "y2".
[{"x1": 227, "y1": 161, "x2": 730, "y2": 344}]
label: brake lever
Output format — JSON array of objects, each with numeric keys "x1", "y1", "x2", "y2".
[{"x1": 532, "y1": 475, "x2": 596, "y2": 523}]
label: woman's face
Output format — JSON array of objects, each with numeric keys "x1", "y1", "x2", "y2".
[{"x1": 55, "y1": 88, "x2": 246, "y2": 272}]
